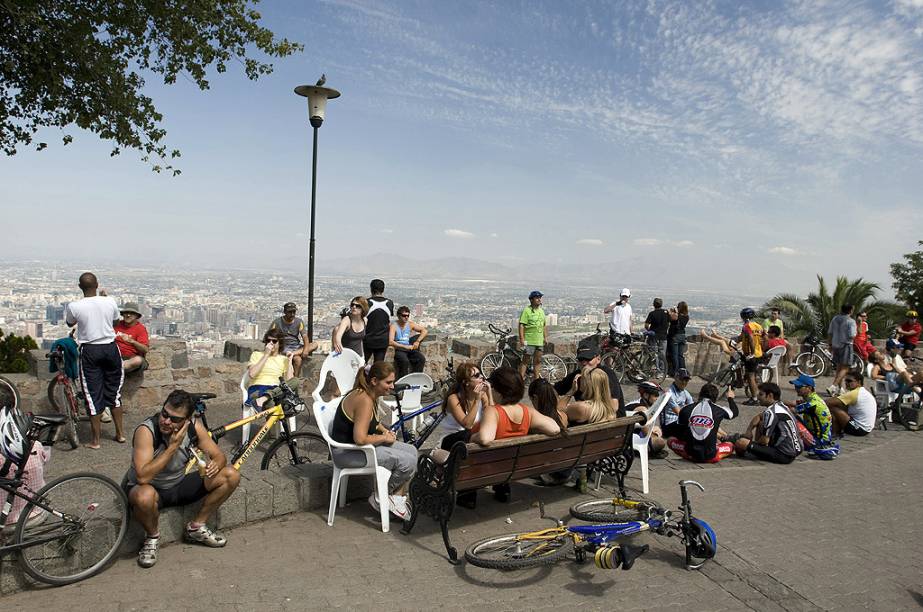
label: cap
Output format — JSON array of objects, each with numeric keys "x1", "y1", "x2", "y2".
[
  {"x1": 789, "y1": 373, "x2": 815, "y2": 388},
  {"x1": 674, "y1": 368, "x2": 691, "y2": 380},
  {"x1": 283, "y1": 302, "x2": 297, "y2": 311},
  {"x1": 620, "y1": 288, "x2": 631, "y2": 297},
  {"x1": 887, "y1": 338, "x2": 903, "y2": 351},
  {"x1": 907, "y1": 310, "x2": 919, "y2": 318},
  {"x1": 119, "y1": 302, "x2": 142, "y2": 317},
  {"x1": 576, "y1": 346, "x2": 599, "y2": 361},
  {"x1": 528, "y1": 290, "x2": 543, "y2": 299}
]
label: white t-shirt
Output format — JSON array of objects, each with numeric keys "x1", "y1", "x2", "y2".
[
  {"x1": 609, "y1": 302, "x2": 632, "y2": 334},
  {"x1": 65, "y1": 296, "x2": 120, "y2": 345},
  {"x1": 837, "y1": 386, "x2": 876, "y2": 432}
]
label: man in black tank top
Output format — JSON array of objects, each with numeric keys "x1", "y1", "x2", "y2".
[{"x1": 364, "y1": 278, "x2": 394, "y2": 363}]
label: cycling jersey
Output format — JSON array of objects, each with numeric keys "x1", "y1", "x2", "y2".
[
  {"x1": 664, "y1": 398, "x2": 738, "y2": 462},
  {"x1": 792, "y1": 392, "x2": 832, "y2": 445}
]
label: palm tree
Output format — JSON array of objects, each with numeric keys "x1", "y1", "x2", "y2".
[{"x1": 762, "y1": 276, "x2": 904, "y2": 339}]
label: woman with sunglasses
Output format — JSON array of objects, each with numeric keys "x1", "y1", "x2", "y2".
[
  {"x1": 440, "y1": 362, "x2": 493, "y2": 451},
  {"x1": 333, "y1": 296, "x2": 368, "y2": 358},
  {"x1": 245, "y1": 328, "x2": 294, "y2": 408}
]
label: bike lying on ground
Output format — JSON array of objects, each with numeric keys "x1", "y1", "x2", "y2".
[
  {"x1": 0, "y1": 406, "x2": 128, "y2": 585},
  {"x1": 186, "y1": 379, "x2": 328, "y2": 472},
  {"x1": 465, "y1": 480, "x2": 716, "y2": 571},
  {"x1": 795, "y1": 334, "x2": 864, "y2": 378},
  {"x1": 480, "y1": 323, "x2": 568, "y2": 383}
]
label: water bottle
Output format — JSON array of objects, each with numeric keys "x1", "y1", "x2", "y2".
[{"x1": 421, "y1": 412, "x2": 437, "y2": 431}]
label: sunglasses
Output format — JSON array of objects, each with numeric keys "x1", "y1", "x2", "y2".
[
  {"x1": 350, "y1": 303, "x2": 361, "y2": 309},
  {"x1": 471, "y1": 372, "x2": 484, "y2": 379},
  {"x1": 160, "y1": 408, "x2": 187, "y2": 424},
  {"x1": 267, "y1": 339, "x2": 280, "y2": 344},
  {"x1": 399, "y1": 313, "x2": 410, "y2": 318}
]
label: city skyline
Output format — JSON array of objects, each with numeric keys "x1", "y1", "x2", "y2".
[{"x1": 2, "y1": 1, "x2": 922, "y2": 295}]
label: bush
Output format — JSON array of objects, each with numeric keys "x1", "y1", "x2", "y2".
[{"x1": 0, "y1": 329, "x2": 38, "y2": 373}]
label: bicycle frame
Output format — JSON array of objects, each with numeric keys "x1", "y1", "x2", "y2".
[
  {"x1": 388, "y1": 397, "x2": 446, "y2": 448},
  {"x1": 0, "y1": 479, "x2": 80, "y2": 553},
  {"x1": 188, "y1": 403, "x2": 289, "y2": 472}
]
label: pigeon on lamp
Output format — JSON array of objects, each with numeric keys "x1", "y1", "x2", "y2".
[{"x1": 316, "y1": 74, "x2": 326, "y2": 87}]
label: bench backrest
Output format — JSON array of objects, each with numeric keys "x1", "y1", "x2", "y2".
[{"x1": 454, "y1": 414, "x2": 643, "y2": 491}]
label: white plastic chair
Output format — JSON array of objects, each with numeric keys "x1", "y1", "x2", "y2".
[
  {"x1": 595, "y1": 394, "x2": 668, "y2": 495},
  {"x1": 240, "y1": 370, "x2": 298, "y2": 445},
  {"x1": 378, "y1": 373, "x2": 434, "y2": 431},
  {"x1": 311, "y1": 349, "x2": 364, "y2": 404},
  {"x1": 313, "y1": 397, "x2": 392, "y2": 533},
  {"x1": 758, "y1": 346, "x2": 787, "y2": 384}
]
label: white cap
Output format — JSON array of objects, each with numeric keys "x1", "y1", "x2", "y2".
[{"x1": 620, "y1": 288, "x2": 631, "y2": 297}]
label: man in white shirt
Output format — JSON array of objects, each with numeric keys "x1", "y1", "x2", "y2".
[
  {"x1": 65, "y1": 272, "x2": 124, "y2": 449},
  {"x1": 826, "y1": 372, "x2": 876, "y2": 436},
  {"x1": 604, "y1": 288, "x2": 633, "y2": 335}
]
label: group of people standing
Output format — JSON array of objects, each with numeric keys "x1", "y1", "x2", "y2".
[{"x1": 604, "y1": 289, "x2": 690, "y2": 376}]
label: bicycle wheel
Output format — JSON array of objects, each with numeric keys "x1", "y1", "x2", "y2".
[
  {"x1": 260, "y1": 431, "x2": 330, "y2": 470},
  {"x1": 850, "y1": 353, "x2": 865, "y2": 373},
  {"x1": 16, "y1": 472, "x2": 128, "y2": 586},
  {"x1": 569, "y1": 498, "x2": 652, "y2": 522},
  {"x1": 540, "y1": 354, "x2": 568, "y2": 383},
  {"x1": 48, "y1": 378, "x2": 79, "y2": 449},
  {"x1": 479, "y1": 352, "x2": 505, "y2": 379},
  {"x1": 464, "y1": 531, "x2": 572, "y2": 569},
  {"x1": 0, "y1": 375, "x2": 20, "y2": 411},
  {"x1": 710, "y1": 365, "x2": 735, "y2": 388},
  {"x1": 795, "y1": 351, "x2": 825, "y2": 377},
  {"x1": 601, "y1": 351, "x2": 628, "y2": 382}
]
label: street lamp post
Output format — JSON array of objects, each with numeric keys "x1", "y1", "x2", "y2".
[{"x1": 294, "y1": 80, "x2": 340, "y2": 342}]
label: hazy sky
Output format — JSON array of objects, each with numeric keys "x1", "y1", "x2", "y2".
[{"x1": 2, "y1": 0, "x2": 922, "y2": 296}]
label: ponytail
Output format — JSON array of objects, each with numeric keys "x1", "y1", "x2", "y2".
[{"x1": 353, "y1": 361, "x2": 395, "y2": 397}]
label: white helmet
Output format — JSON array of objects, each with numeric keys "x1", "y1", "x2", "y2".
[
  {"x1": 620, "y1": 288, "x2": 631, "y2": 298},
  {"x1": 0, "y1": 406, "x2": 29, "y2": 463}
]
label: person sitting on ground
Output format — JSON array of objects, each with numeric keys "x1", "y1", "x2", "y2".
[
  {"x1": 440, "y1": 361, "x2": 492, "y2": 451},
  {"x1": 622, "y1": 381, "x2": 668, "y2": 457},
  {"x1": 246, "y1": 329, "x2": 294, "y2": 410},
  {"x1": 123, "y1": 390, "x2": 241, "y2": 568},
  {"x1": 786, "y1": 374, "x2": 833, "y2": 447},
  {"x1": 731, "y1": 382, "x2": 802, "y2": 464},
  {"x1": 333, "y1": 296, "x2": 368, "y2": 359},
  {"x1": 853, "y1": 311, "x2": 878, "y2": 362},
  {"x1": 765, "y1": 325, "x2": 786, "y2": 351},
  {"x1": 554, "y1": 345, "x2": 624, "y2": 414},
  {"x1": 662, "y1": 383, "x2": 738, "y2": 463},
  {"x1": 557, "y1": 367, "x2": 619, "y2": 425},
  {"x1": 389, "y1": 306, "x2": 428, "y2": 379},
  {"x1": 331, "y1": 361, "x2": 417, "y2": 521},
  {"x1": 826, "y1": 303, "x2": 857, "y2": 396},
  {"x1": 115, "y1": 302, "x2": 149, "y2": 373},
  {"x1": 661, "y1": 368, "x2": 694, "y2": 431},
  {"x1": 269, "y1": 302, "x2": 317, "y2": 378},
  {"x1": 895, "y1": 310, "x2": 921, "y2": 359},
  {"x1": 825, "y1": 372, "x2": 876, "y2": 437}
]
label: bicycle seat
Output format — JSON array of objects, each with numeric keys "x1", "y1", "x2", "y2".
[
  {"x1": 619, "y1": 543, "x2": 649, "y2": 571},
  {"x1": 189, "y1": 392, "x2": 217, "y2": 402},
  {"x1": 31, "y1": 413, "x2": 67, "y2": 428}
]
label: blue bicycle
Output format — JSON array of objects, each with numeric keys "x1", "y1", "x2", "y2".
[
  {"x1": 464, "y1": 480, "x2": 716, "y2": 571},
  {"x1": 386, "y1": 359, "x2": 456, "y2": 448}
]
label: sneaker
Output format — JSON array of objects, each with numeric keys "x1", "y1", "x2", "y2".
[
  {"x1": 388, "y1": 495, "x2": 411, "y2": 521},
  {"x1": 826, "y1": 384, "x2": 840, "y2": 397},
  {"x1": 743, "y1": 398, "x2": 760, "y2": 406},
  {"x1": 100, "y1": 408, "x2": 112, "y2": 423},
  {"x1": 138, "y1": 536, "x2": 159, "y2": 568},
  {"x1": 184, "y1": 523, "x2": 227, "y2": 548},
  {"x1": 368, "y1": 492, "x2": 381, "y2": 513}
]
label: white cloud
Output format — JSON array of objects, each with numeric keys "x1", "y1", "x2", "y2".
[
  {"x1": 768, "y1": 246, "x2": 800, "y2": 256},
  {"x1": 674, "y1": 240, "x2": 695, "y2": 248},
  {"x1": 380, "y1": 228, "x2": 394, "y2": 234},
  {"x1": 444, "y1": 228, "x2": 475, "y2": 239},
  {"x1": 489, "y1": 232, "x2": 499, "y2": 238},
  {"x1": 634, "y1": 238, "x2": 662, "y2": 246},
  {"x1": 634, "y1": 238, "x2": 694, "y2": 247},
  {"x1": 576, "y1": 238, "x2": 604, "y2": 246}
]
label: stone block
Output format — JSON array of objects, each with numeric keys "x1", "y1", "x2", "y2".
[
  {"x1": 214, "y1": 360, "x2": 241, "y2": 374},
  {"x1": 27, "y1": 349, "x2": 53, "y2": 381},
  {"x1": 451, "y1": 338, "x2": 494, "y2": 360},
  {"x1": 195, "y1": 366, "x2": 213, "y2": 379},
  {"x1": 170, "y1": 350, "x2": 189, "y2": 369},
  {"x1": 213, "y1": 485, "x2": 247, "y2": 528},
  {"x1": 172, "y1": 367, "x2": 195, "y2": 381},
  {"x1": 139, "y1": 367, "x2": 174, "y2": 387},
  {"x1": 129, "y1": 386, "x2": 166, "y2": 409},
  {"x1": 223, "y1": 341, "x2": 239, "y2": 361},
  {"x1": 259, "y1": 469, "x2": 302, "y2": 516},
  {"x1": 145, "y1": 351, "x2": 167, "y2": 370}
]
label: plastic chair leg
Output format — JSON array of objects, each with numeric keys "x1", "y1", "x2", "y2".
[
  {"x1": 638, "y1": 445, "x2": 650, "y2": 495},
  {"x1": 338, "y1": 475, "x2": 349, "y2": 509},
  {"x1": 376, "y1": 468, "x2": 391, "y2": 533},
  {"x1": 327, "y1": 468, "x2": 342, "y2": 526},
  {"x1": 241, "y1": 405, "x2": 256, "y2": 445}
]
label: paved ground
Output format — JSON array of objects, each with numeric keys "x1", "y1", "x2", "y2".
[{"x1": 5, "y1": 375, "x2": 923, "y2": 610}]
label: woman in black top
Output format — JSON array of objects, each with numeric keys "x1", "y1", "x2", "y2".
[{"x1": 667, "y1": 301, "x2": 690, "y2": 375}]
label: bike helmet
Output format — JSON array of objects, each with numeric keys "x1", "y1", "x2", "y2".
[
  {"x1": 808, "y1": 441, "x2": 840, "y2": 460},
  {"x1": 739, "y1": 308, "x2": 756, "y2": 320},
  {"x1": 637, "y1": 381, "x2": 663, "y2": 395},
  {"x1": 0, "y1": 406, "x2": 29, "y2": 463},
  {"x1": 908, "y1": 310, "x2": 919, "y2": 318}
]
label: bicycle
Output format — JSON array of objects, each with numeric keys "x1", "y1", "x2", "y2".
[
  {"x1": 794, "y1": 334, "x2": 864, "y2": 377},
  {"x1": 0, "y1": 374, "x2": 20, "y2": 411},
  {"x1": 480, "y1": 323, "x2": 568, "y2": 383},
  {"x1": 708, "y1": 347, "x2": 756, "y2": 399},
  {"x1": 588, "y1": 325, "x2": 663, "y2": 384},
  {"x1": 464, "y1": 480, "x2": 716, "y2": 572},
  {"x1": 186, "y1": 378, "x2": 328, "y2": 472},
  {"x1": 385, "y1": 360, "x2": 457, "y2": 448},
  {"x1": 46, "y1": 347, "x2": 85, "y2": 449},
  {"x1": 0, "y1": 406, "x2": 128, "y2": 585}
]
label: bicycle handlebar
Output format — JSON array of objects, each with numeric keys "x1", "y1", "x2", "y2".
[
  {"x1": 488, "y1": 323, "x2": 512, "y2": 336},
  {"x1": 679, "y1": 479, "x2": 705, "y2": 493}
]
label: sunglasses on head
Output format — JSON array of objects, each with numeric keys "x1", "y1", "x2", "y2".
[{"x1": 160, "y1": 408, "x2": 187, "y2": 424}]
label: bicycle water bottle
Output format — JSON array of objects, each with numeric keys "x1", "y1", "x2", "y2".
[{"x1": 421, "y1": 413, "x2": 437, "y2": 431}]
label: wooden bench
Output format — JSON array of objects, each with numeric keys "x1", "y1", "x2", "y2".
[{"x1": 400, "y1": 413, "x2": 644, "y2": 563}]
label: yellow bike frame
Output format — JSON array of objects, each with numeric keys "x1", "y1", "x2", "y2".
[{"x1": 185, "y1": 403, "x2": 287, "y2": 474}]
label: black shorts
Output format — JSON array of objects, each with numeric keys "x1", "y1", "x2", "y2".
[
  {"x1": 843, "y1": 420, "x2": 870, "y2": 437},
  {"x1": 743, "y1": 357, "x2": 759, "y2": 373},
  {"x1": 126, "y1": 473, "x2": 208, "y2": 509},
  {"x1": 900, "y1": 340, "x2": 917, "y2": 352},
  {"x1": 745, "y1": 442, "x2": 796, "y2": 464}
]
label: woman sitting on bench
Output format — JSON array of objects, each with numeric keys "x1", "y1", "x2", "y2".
[{"x1": 471, "y1": 367, "x2": 560, "y2": 445}]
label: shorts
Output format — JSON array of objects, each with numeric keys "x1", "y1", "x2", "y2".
[
  {"x1": 853, "y1": 341, "x2": 876, "y2": 361},
  {"x1": 125, "y1": 473, "x2": 208, "y2": 509},
  {"x1": 743, "y1": 356, "x2": 758, "y2": 373},
  {"x1": 246, "y1": 384, "x2": 275, "y2": 407},
  {"x1": 744, "y1": 442, "x2": 796, "y2": 464},
  {"x1": 123, "y1": 356, "x2": 149, "y2": 372},
  {"x1": 832, "y1": 344, "x2": 854, "y2": 367},
  {"x1": 843, "y1": 420, "x2": 870, "y2": 436},
  {"x1": 523, "y1": 344, "x2": 543, "y2": 356},
  {"x1": 900, "y1": 340, "x2": 917, "y2": 352},
  {"x1": 667, "y1": 438, "x2": 733, "y2": 463}
]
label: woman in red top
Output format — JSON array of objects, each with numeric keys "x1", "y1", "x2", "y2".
[
  {"x1": 471, "y1": 367, "x2": 560, "y2": 445},
  {"x1": 852, "y1": 312, "x2": 877, "y2": 361}
]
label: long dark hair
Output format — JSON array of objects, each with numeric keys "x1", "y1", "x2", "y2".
[
  {"x1": 488, "y1": 367, "x2": 524, "y2": 405},
  {"x1": 528, "y1": 379, "x2": 567, "y2": 435},
  {"x1": 446, "y1": 361, "x2": 480, "y2": 411}
]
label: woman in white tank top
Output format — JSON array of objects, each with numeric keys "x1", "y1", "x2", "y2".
[{"x1": 439, "y1": 362, "x2": 492, "y2": 449}]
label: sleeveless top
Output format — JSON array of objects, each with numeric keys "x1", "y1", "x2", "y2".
[
  {"x1": 473, "y1": 403, "x2": 532, "y2": 439},
  {"x1": 331, "y1": 390, "x2": 379, "y2": 444},
  {"x1": 123, "y1": 415, "x2": 192, "y2": 489},
  {"x1": 394, "y1": 322, "x2": 411, "y2": 346},
  {"x1": 442, "y1": 395, "x2": 483, "y2": 433},
  {"x1": 341, "y1": 319, "x2": 366, "y2": 357}
]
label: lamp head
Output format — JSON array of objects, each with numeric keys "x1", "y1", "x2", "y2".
[{"x1": 294, "y1": 84, "x2": 341, "y2": 128}]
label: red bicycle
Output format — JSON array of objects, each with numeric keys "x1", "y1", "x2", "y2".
[{"x1": 45, "y1": 348, "x2": 83, "y2": 449}]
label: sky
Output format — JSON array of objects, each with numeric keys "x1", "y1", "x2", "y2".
[{"x1": 2, "y1": 0, "x2": 923, "y2": 297}]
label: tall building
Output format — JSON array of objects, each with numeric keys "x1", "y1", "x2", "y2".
[
  {"x1": 25, "y1": 321, "x2": 43, "y2": 340},
  {"x1": 414, "y1": 303, "x2": 424, "y2": 317},
  {"x1": 45, "y1": 304, "x2": 65, "y2": 325},
  {"x1": 246, "y1": 323, "x2": 260, "y2": 340}
]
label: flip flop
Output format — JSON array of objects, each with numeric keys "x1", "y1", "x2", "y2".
[
  {"x1": 83, "y1": 444, "x2": 101, "y2": 450},
  {"x1": 114, "y1": 436, "x2": 127, "y2": 444}
]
